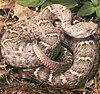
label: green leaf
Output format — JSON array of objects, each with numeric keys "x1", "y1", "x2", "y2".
[
  {"x1": 17, "y1": 0, "x2": 46, "y2": 7},
  {"x1": 50, "y1": 0, "x2": 78, "y2": 8},
  {"x1": 37, "y1": 0, "x2": 47, "y2": 7},
  {"x1": 41, "y1": 1, "x2": 52, "y2": 8},
  {"x1": 61, "y1": 0, "x2": 78, "y2": 8},
  {"x1": 75, "y1": 0, "x2": 80, "y2": 1},
  {"x1": 96, "y1": 5, "x2": 100, "y2": 18},
  {"x1": 78, "y1": 2, "x2": 96, "y2": 16},
  {"x1": 91, "y1": 0, "x2": 99, "y2": 6}
]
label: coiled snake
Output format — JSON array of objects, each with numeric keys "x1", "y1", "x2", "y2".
[{"x1": 1, "y1": 4, "x2": 99, "y2": 89}]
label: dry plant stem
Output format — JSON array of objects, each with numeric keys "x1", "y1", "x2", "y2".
[{"x1": 94, "y1": 77, "x2": 99, "y2": 94}]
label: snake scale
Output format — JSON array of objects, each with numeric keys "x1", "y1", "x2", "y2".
[{"x1": 1, "y1": 4, "x2": 99, "y2": 89}]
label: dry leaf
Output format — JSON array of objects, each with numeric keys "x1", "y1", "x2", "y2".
[
  {"x1": 91, "y1": 89, "x2": 100, "y2": 94},
  {"x1": 11, "y1": 90, "x2": 27, "y2": 94},
  {"x1": 0, "y1": 15, "x2": 6, "y2": 31},
  {"x1": 96, "y1": 28, "x2": 100, "y2": 35},
  {"x1": 85, "y1": 79, "x2": 94, "y2": 88},
  {"x1": 0, "y1": 0, "x2": 15, "y2": 9},
  {"x1": 13, "y1": 3, "x2": 38, "y2": 21},
  {"x1": 0, "y1": 70, "x2": 6, "y2": 77}
]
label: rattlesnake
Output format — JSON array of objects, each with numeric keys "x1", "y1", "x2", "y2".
[{"x1": 1, "y1": 4, "x2": 99, "y2": 89}]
